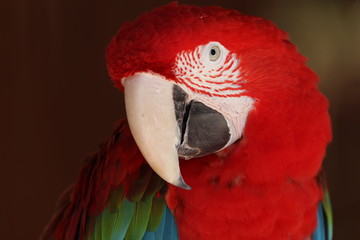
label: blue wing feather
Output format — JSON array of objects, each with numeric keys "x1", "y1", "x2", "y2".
[
  {"x1": 162, "y1": 206, "x2": 179, "y2": 240},
  {"x1": 312, "y1": 203, "x2": 326, "y2": 240},
  {"x1": 142, "y1": 232, "x2": 155, "y2": 240},
  {"x1": 312, "y1": 172, "x2": 333, "y2": 240},
  {"x1": 143, "y1": 206, "x2": 179, "y2": 240}
]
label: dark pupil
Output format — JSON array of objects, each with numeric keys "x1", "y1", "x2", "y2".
[{"x1": 210, "y1": 49, "x2": 216, "y2": 56}]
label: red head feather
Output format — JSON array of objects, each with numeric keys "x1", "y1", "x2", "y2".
[{"x1": 106, "y1": 3, "x2": 332, "y2": 239}]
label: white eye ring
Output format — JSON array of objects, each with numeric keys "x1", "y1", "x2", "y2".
[{"x1": 209, "y1": 45, "x2": 221, "y2": 61}]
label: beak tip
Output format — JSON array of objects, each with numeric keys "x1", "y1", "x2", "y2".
[{"x1": 172, "y1": 175, "x2": 192, "y2": 190}]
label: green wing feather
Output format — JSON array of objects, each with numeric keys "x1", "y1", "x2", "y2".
[
  {"x1": 125, "y1": 195, "x2": 154, "y2": 240},
  {"x1": 147, "y1": 197, "x2": 166, "y2": 232},
  {"x1": 322, "y1": 180, "x2": 333, "y2": 240},
  {"x1": 111, "y1": 199, "x2": 135, "y2": 240},
  {"x1": 85, "y1": 169, "x2": 167, "y2": 240},
  {"x1": 40, "y1": 121, "x2": 173, "y2": 240}
]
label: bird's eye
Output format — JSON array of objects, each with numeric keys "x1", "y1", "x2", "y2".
[{"x1": 209, "y1": 46, "x2": 220, "y2": 61}]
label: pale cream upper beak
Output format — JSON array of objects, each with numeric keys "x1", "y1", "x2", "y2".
[{"x1": 123, "y1": 72, "x2": 191, "y2": 189}]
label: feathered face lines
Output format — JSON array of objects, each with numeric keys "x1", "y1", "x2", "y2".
[
  {"x1": 174, "y1": 41, "x2": 246, "y2": 98},
  {"x1": 105, "y1": 2, "x2": 332, "y2": 194},
  {"x1": 121, "y1": 41, "x2": 256, "y2": 189}
]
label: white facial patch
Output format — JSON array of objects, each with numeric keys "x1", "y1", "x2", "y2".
[
  {"x1": 173, "y1": 42, "x2": 255, "y2": 149},
  {"x1": 174, "y1": 41, "x2": 244, "y2": 97}
]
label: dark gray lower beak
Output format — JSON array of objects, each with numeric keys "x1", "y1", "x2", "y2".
[{"x1": 173, "y1": 85, "x2": 231, "y2": 159}]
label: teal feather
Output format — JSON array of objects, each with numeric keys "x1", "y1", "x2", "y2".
[
  {"x1": 112, "y1": 199, "x2": 135, "y2": 240},
  {"x1": 162, "y1": 206, "x2": 179, "y2": 240},
  {"x1": 312, "y1": 203, "x2": 326, "y2": 240},
  {"x1": 142, "y1": 232, "x2": 155, "y2": 240},
  {"x1": 143, "y1": 205, "x2": 178, "y2": 240},
  {"x1": 312, "y1": 172, "x2": 333, "y2": 240},
  {"x1": 152, "y1": 212, "x2": 165, "y2": 240}
]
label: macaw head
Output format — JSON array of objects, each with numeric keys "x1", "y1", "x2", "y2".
[{"x1": 106, "y1": 3, "x2": 331, "y2": 189}]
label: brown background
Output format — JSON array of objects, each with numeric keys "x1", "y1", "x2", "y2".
[{"x1": 1, "y1": 0, "x2": 359, "y2": 239}]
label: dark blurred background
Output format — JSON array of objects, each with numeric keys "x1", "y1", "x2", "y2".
[{"x1": 1, "y1": 0, "x2": 359, "y2": 239}]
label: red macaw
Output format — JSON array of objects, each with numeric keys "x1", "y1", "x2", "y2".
[{"x1": 41, "y1": 3, "x2": 333, "y2": 240}]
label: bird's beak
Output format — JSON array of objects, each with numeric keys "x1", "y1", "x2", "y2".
[
  {"x1": 123, "y1": 72, "x2": 191, "y2": 190},
  {"x1": 123, "y1": 72, "x2": 232, "y2": 190}
]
